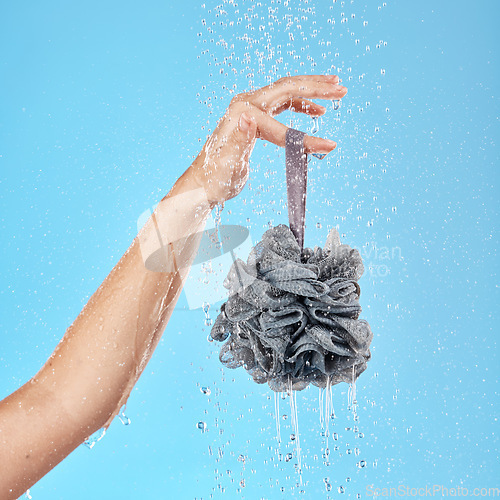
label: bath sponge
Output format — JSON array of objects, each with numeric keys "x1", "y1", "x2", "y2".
[
  {"x1": 210, "y1": 127, "x2": 372, "y2": 391},
  {"x1": 210, "y1": 224, "x2": 372, "y2": 391}
]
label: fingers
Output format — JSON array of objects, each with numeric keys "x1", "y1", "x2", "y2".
[
  {"x1": 255, "y1": 75, "x2": 347, "y2": 112},
  {"x1": 218, "y1": 75, "x2": 345, "y2": 168},
  {"x1": 270, "y1": 82, "x2": 347, "y2": 112},
  {"x1": 304, "y1": 135, "x2": 336, "y2": 154},
  {"x1": 272, "y1": 98, "x2": 327, "y2": 117},
  {"x1": 246, "y1": 108, "x2": 336, "y2": 155},
  {"x1": 266, "y1": 74, "x2": 340, "y2": 88}
]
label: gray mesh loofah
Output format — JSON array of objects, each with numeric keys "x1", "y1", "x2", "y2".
[{"x1": 210, "y1": 224, "x2": 373, "y2": 392}]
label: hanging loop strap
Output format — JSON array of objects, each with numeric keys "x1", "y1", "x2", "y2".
[{"x1": 285, "y1": 127, "x2": 308, "y2": 249}]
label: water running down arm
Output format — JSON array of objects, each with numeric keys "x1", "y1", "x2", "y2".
[{"x1": 0, "y1": 75, "x2": 347, "y2": 499}]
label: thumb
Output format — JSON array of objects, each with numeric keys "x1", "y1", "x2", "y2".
[{"x1": 233, "y1": 112, "x2": 257, "y2": 147}]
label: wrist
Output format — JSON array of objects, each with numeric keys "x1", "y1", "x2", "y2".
[
  {"x1": 186, "y1": 151, "x2": 228, "y2": 207},
  {"x1": 170, "y1": 161, "x2": 217, "y2": 211}
]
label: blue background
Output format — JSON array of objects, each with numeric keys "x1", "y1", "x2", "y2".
[{"x1": 1, "y1": 1, "x2": 498, "y2": 498}]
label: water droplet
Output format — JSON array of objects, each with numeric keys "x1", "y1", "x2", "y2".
[
  {"x1": 316, "y1": 222, "x2": 322, "y2": 229},
  {"x1": 310, "y1": 116, "x2": 319, "y2": 135},
  {"x1": 200, "y1": 386, "x2": 211, "y2": 395},
  {"x1": 358, "y1": 460, "x2": 367, "y2": 468},
  {"x1": 290, "y1": 433, "x2": 296, "y2": 441},
  {"x1": 197, "y1": 421, "x2": 207, "y2": 432},
  {"x1": 285, "y1": 452, "x2": 293, "y2": 462},
  {"x1": 119, "y1": 410, "x2": 131, "y2": 426},
  {"x1": 381, "y1": 68, "x2": 386, "y2": 75},
  {"x1": 312, "y1": 152, "x2": 327, "y2": 160},
  {"x1": 333, "y1": 432, "x2": 339, "y2": 440},
  {"x1": 84, "y1": 428, "x2": 106, "y2": 449},
  {"x1": 332, "y1": 99, "x2": 341, "y2": 110},
  {"x1": 339, "y1": 485, "x2": 345, "y2": 494},
  {"x1": 202, "y1": 302, "x2": 212, "y2": 327}
]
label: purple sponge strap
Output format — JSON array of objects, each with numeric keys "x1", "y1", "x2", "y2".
[{"x1": 285, "y1": 128, "x2": 308, "y2": 249}]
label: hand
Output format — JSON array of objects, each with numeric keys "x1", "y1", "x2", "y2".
[{"x1": 190, "y1": 74, "x2": 348, "y2": 205}]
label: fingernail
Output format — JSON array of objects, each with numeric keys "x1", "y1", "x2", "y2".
[
  {"x1": 325, "y1": 139, "x2": 337, "y2": 147},
  {"x1": 239, "y1": 112, "x2": 252, "y2": 133}
]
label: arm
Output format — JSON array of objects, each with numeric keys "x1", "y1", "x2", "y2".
[{"x1": 0, "y1": 75, "x2": 347, "y2": 499}]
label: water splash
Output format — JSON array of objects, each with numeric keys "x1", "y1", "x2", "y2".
[
  {"x1": 348, "y1": 365, "x2": 358, "y2": 417},
  {"x1": 288, "y1": 376, "x2": 302, "y2": 485},
  {"x1": 213, "y1": 202, "x2": 224, "y2": 250},
  {"x1": 319, "y1": 375, "x2": 335, "y2": 464},
  {"x1": 274, "y1": 391, "x2": 282, "y2": 445}
]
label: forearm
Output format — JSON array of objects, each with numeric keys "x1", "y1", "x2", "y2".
[
  {"x1": 42, "y1": 164, "x2": 214, "y2": 429},
  {"x1": 0, "y1": 164, "x2": 214, "y2": 498}
]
